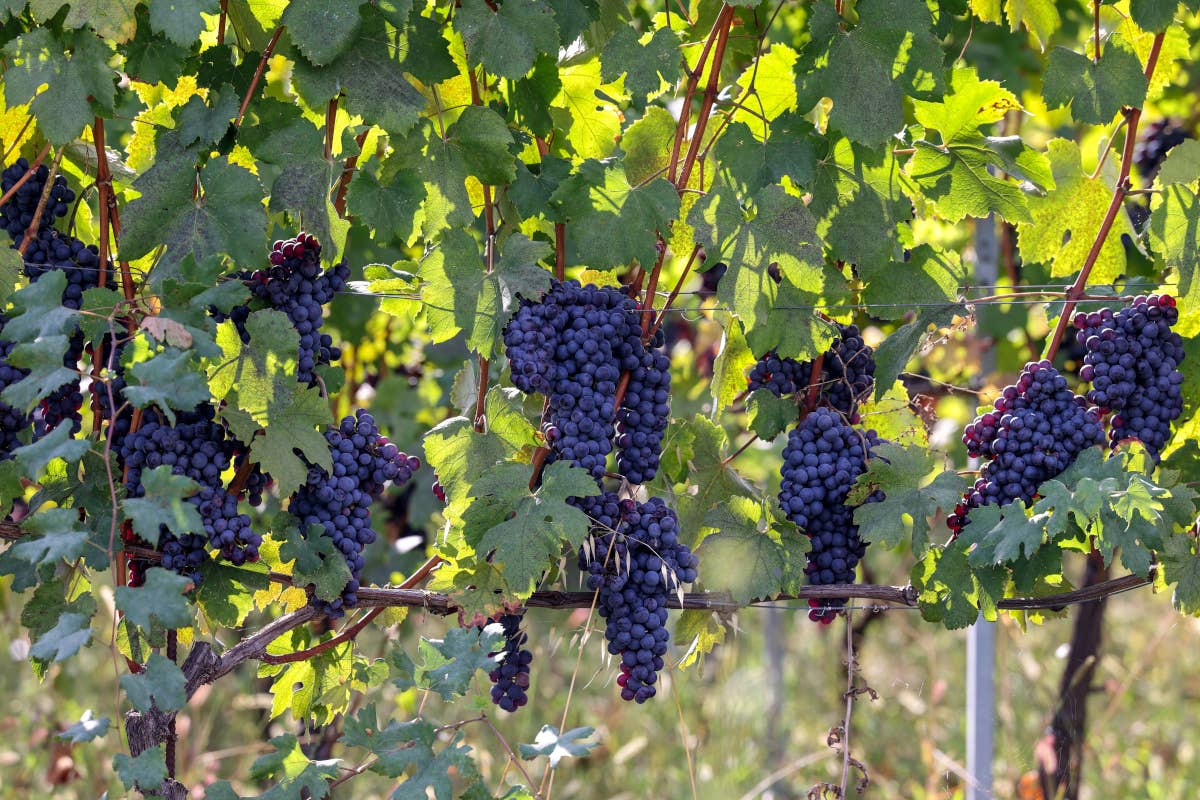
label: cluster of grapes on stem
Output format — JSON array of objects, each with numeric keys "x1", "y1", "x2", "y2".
[
  {"x1": 949, "y1": 294, "x2": 1184, "y2": 534},
  {"x1": 748, "y1": 323, "x2": 876, "y2": 422},
  {"x1": 502, "y1": 279, "x2": 698, "y2": 706}
]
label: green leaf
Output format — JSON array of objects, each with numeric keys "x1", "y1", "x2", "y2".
[
  {"x1": 911, "y1": 540, "x2": 1005, "y2": 629},
  {"x1": 1130, "y1": 0, "x2": 1177, "y2": 34},
  {"x1": 456, "y1": 0, "x2": 559, "y2": 79},
  {"x1": 122, "y1": 466, "x2": 204, "y2": 548},
  {"x1": 673, "y1": 609, "x2": 727, "y2": 668},
  {"x1": 124, "y1": 348, "x2": 212, "y2": 413},
  {"x1": 906, "y1": 139, "x2": 1032, "y2": 223},
  {"x1": 601, "y1": 26, "x2": 681, "y2": 99},
  {"x1": 176, "y1": 84, "x2": 239, "y2": 147},
  {"x1": 342, "y1": 705, "x2": 438, "y2": 778},
  {"x1": 510, "y1": 53, "x2": 562, "y2": 139},
  {"x1": 115, "y1": 568, "x2": 194, "y2": 631},
  {"x1": 120, "y1": 652, "x2": 187, "y2": 713},
  {"x1": 873, "y1": 301, "x2": 966, "y2": 400},
  {"x1": 195, "y1": 559, "x2": 271, "y2": 627},
  {"x1": 994, "y1": 0, "x2": 1060, "y2": 50},
  {"x1": 519, "y1": 725, "x2": 597, "y2": 768},
  {"x1": 550, "y1": 161, "x2": 679, "y2": 270},
  {"x1": 12, "y1": 507, "x2": 89, "y2": 566},
  {"x1": 114, "y1": 745, "x2": 168, "y2": 791},
  {"x1": 278, "y1": 523, "x2": 354, "y2": 602},
  {"x1": 250, "y1": 735, "x2": 338, "y2": 799},
  {"x1": 3, "y1": 28, "x2": 114, "y2": 145},
  {"x1": 150, "y1": 0, "x2": 220, "y2": 46},
  {"x1": 57, "y1": 710, "x2": 111, "y2": 743},
  {"x1": 861, "y1": 244, "x2": 965, "y2": 321},
  {"x1": 29, "y1": 0, "x2": 138, "y2": 42},
  {"x1": 670, "y1": 415, "x2": 759, "y2": 546},
  {"x1": 912, "y1": 67, "x2": 1021, "y2": 143},
  {"x1": 0, "y1": 248, "x2": 21, "y2": 307},
  {"x1": 447, "y1": 104, "x2": 516, "y2": 186},
  {"x1": 711, "y1": 115, "x2": 819, "y2": 197},
  {"x1": 282, "y1": 0, "x2": 366, "y2": 65},
  {"x1": 1042, "y1": 39, "x2": 1148, "y2": 125},
  {"x1": 400, "y1": 8, "x2": 458, "y2": 83},
  {"x1": 850, "y1": 443, "x2": 966, "y2": 555},
  {"x1": 346, "y1": 146, "x2": 427, "y2": 246},
  {"x1": 468, "y1": 462, "x2": 598, "y2": 595},
  {"x1": 423, "y1": 415, "x2": 527, "y2": 510},
  {"x1": 1017, "y1": 139, "x2": 1132, "y2": 284},
  {"x1": 699, "y1": 495, "x2": 809, "y2": 604},
  {"x1": 709, "y1": 322, "x2": 756, "y2": 415},
  {"x1": 1147, "y1": 185, "x2": 1200, "y2": 337},
  {"x1": 1161, "y1": 532, "x2": 1200, "y2": 615},
  {"x1": 549, "y1": 58, "x2": 624, "y2": 159},
  {"x1": 958, "y1": 502, "x2": 1045, "y2": 564},
  {"x1": 13, "y1": 424, "x2": 89, "y2": 482},
  {"x1": 797, "y1": 0, "x2": 943, "y2": 145},
  {"x1": 123, "y1": 142, "x2": 266, "y2": 274},
  {"x1": 747, "y1": 390, "x2": 797, "y2": 441},
  {"x1": 29, "y1": 612, "x2": 93, "y2": 662},
  {"x1": 413, "y1": 625, "x2": 504, "y2": 700},
  {"x1": 1155, "y1": 139, "x2": 1200, "y2": 187}
]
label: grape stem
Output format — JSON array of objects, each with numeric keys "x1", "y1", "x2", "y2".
[
  {"x1": 1043, "y1": 31, "x2": 1166, "y2": 362},
  {"x1": 0, "y1": 142, "x2": 49, "y2": 209},
  {"x1": 721, "y1": 434, "x2": 758, "y2": 466},
  {"x1": 669, "y1": 4, "x2": 735, "y2": 188},
  {"x1": 16, "y1": 148, "x2": 61, "y2": 256},
  {"x1": 645, "y1": 244, "x2": 704, "y2": 343}
]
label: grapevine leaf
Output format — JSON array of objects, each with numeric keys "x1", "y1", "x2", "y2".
[
  {"x1": 906, "y1": 139, "x2": 1032, "y2": 223},
  {"x1": 862, "y1": 244, "x2": 964, "y2": 320},
  {"x1": 449, "y1": 106, "x2": 517, "y2": 185},
  {"x1": 290, "y1": 13, "x2": 425, "y2": 137},
  {"x1": 57, "y1": 710, "x2": 110, "y2": 744},
  {"x1": 747, "y1": 390, "x2": 797, "y2": 442},
  {"x1": 455, "y1": 0, "x2": 559, "y2": 80},
  {"x1": 601, "y1": 26, "x2": 681, "y2": 100},
  {"x1": 519, "y1": 725, "x2": 598, "y2": 768},
  {"x1": 120, "y1": 652, "x2": 187, "y2": 713},
  {"x1": 549, "y1": 58, "x2": 625, "y2": 159},
  {"x1": 114, "y1": 568, "x2": 194, "y2": 631},
  {"x1": 13, "y1": 424, "x2": 89, "y2": 482},
  {"x1": 125, "y1": 15, "x2": 192, "y2": 84},
  {"x1": 1017, "y1": 139, "x2": 1132, "y2": 283},
  {"x1": 201, "y1": 782, "x2": 241, "y2": 800},
  {"x1": 3, "y1": 28, "x2": 114, "y2": 144},
  {"x1": 1042, "y1": 39, "x2": 1148, "y2": 125},
  {"x1": 546, "y1": 0, "x2": 599, "y2": 44},
  {"x1": 114, "y1": 745, "x2": 168, "y2": 791},
  {"x1": 550, "y1": 161, "x2": 679, "y2": 270},
  {"x1": 1032, "y1": 477, "x2": 1101, "y2": 539},
  {"x1": 797, "y1": 0, "x2": 943, "y2": 145},
  {"x1": 413, "y1": 625, "x2": 505, "y2": 700},
  {"x1": 417, "y1": 133, "x2": 474, "y2": 239},
  {"x1": 150, "y1": 0, "x2": 220, "y2": 46},
  {"x1": 674, "y1": 610, "x2": 727, "y2": 668},
  {"x1": 809, "y1": 135, "x2": 911, "y2": 273},
  {"x1": 912, "y1": 67, "x2": 1021, "y2": 142},
  {"x1": 401, "y1": 8, "x2": 458, "y2": 83},
  {"x1": 28, "y1": 612, "x2": 92, "y2": 663},
  {"x1": 850, "y1": 442, "x2": 966, "y2": 555},
  {"x1": 423, "y1": 417, "x2": 522, "y2": 508},
  {"x1": 709, "y1": 322, "x2": 757, "y2": 415},
  {"x1": 983, "y1": 135, "x2": 1055, "y2": 190},
  {"x1": 249, "y1": 735, "x2": 339, "y2": 799},
  {"x1": 700, "y1": 495, "x2": 809, "y2": 603},
  {"x1": 0, "y1": 248, "x2": 20, "y2": 306},
  {"x1": 1129, "y1": 0, "x2": 1177, "y2": 31},
  {"x1": 342, "y1": 705, "x2": 438, "y2": 778},
  {"x1": 5, "y1": 270, "x2": 78, "y2": 341},
  {"x1": 125, "y1": 349, "x2": 212, "y2": 414},
  {"x1": 511, "y1": 53, "x2": 562, "y2": 139},
  {"x1": 673, "y1": 415, "x2": 760, "y2": 547},
  {"x1": 1147, "y1": 185, "x2": 1200, "y2": 336},
  {"x1": 346, "y1": 145, "x2": 427, "y2": 246},
  {"x1": 872, "y1": 301, "x2": 965, "y2": 400},
  {"x1": 731, "y1": 44, "x2": 798, "y2": 128},
  {"x1": 195, "y1": 560, "x2": 270, "y2": 627},
  {"x1": 958, "y1": 502, "x2": 1045, "y2": 564},
  {"x1": 2, "y1": 336, "x2": 75, "y2": 411},
  {"x1": 281, "y1": 0, "x2": 366, "y2": 65},
  {"x1": 994, "y1": 0, "x2": 1060, "y2": 50},
  {"x1": 122, "y1": 466, "x2": 204, "y2": 547},
  {"x1": 278, "y1": 524, "x2": 354, "y2": 603},
  {"x1": 712, "y1": 115, "x2": 819, "y2": 197},
  {"x1": 911, "y1": 540, "x2": 1005, "y2": 629},
  {"x1": 1160, "y1": 532, "x2": 1200, "y2": 615},
  {"x1": 389, "y1": 735, "x2": 478, "y2": 800},
  {"x1": 469, "y1": 462, "x2": 598, "y2": 595},
  {"x1": 1155, "y1": 140, "x2": 1200, "y2": 186},
  {"x1": 28, "y1": 0, "x2": 138, "y2": 41},
  {"x1": 123, "y1": 140, "x2": 267, "y2": 275},
  {"x1": 12, "y1": 507, "x2": 90, "y2": 566}
]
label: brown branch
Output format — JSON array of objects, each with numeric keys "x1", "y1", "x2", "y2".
[
  {"x1": 323, "y1": 96, "x2": 338, "y2": 161},
  {"x1": 721, "y1": 434, "x2": 758, "y2": 466},
  {"x1": 640, "y1": 239, "x2": 668, "y2": 334},
  {"x1": 554, "y1": 223, "x2": 565, "y2": 282},
  {"x1": 333, "y1": 130, "x2": 369, "y2": 219},
  {"x1": 675, "y1": 6, "x2": 735, "y2": 191},
  {"x1": 669, "y1": 5, "x2": 735, "y2": 185},
  {"x1": 260, "y1": 607, "x2": 383, "y2": 665},
  {"x1": 235, "y1": 26, "x2": 285, "y2": 127},
  {"x1": 645, "y1": 244, "x2": 703, "y2": 342},
  {"x1": 803, "y1": 354, "x2": 826, "y2": 413},
  {"x1": 0, "y1": 142, "x2": 49, "y2": 209},
  {"x1": 1044, "y1": 31, "x2": 1166, "y2": 362},
  {"x1": 218, "y1": 0, "x2": 228, "y2": 44}
]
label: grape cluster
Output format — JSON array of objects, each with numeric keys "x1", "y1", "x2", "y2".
[
  {"x1": 288, "y1": 410, "x2": 418, "y2": 617},
  {"x1": 1075, "y1": 294, "x2": 1184, "y2": 460},
  {"x1": 503, "y1": 281, "x2": 645, "y2": 480},
  {"x1": 576, "y1": 494, "x2": 698, "y2": 702},
  {"x1": 0, "y1": 158, "x2": 73, "y2": 244},
  {"x1": 778, "y1": 408, "x2": 885, "y2": 623},
  {"x1": 33, "y1": 333, "x2": 85, "y2": 438},
  {"x1": 121, "y1": 405, "x2": 262, "y2": 583},
  {"x1": 91, "y1": 335, "x2": 133, "y2": 455},
  {"x1": 747, "y1": 324, "x2": 875, "y2": 420},
  {"x1": 0, "y1": 317, "x2": 32, "y2": 459},
  {"x1": 487, "y1": 613, "x2": 533, "y2": 712},
  {"x1": 616, "y1": 332, "x2": 671, "y2": 484},
  {"x1": 950, "y1": 361, "x2": 1104, "y2": 533},
  {"x1": 1133, "y1": 119, "x2": 1191, "y2": 180},
  {"x1": 23, "y1": 228, "x2": 113, "y2": 310},
  {"x1": 222, "y1": 233, "x2": 349, "y2": 383}
]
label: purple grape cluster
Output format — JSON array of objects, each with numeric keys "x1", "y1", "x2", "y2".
[
  {"x1": 22, "y1": 228, "x2": 113, "y2": 310},
  {"x1": 1075, "y1": 294, "x2": 1184, "y2": 460},
  {"x1": 92, "y1": 334, "x2": 133, "y2": 456},
  {"x1": 0, "y1": 316, "x2": 32, "y2": 458},
  {"x1": 0, "y1": 158, "x2": 73, "y2": 245},
  {"x1": 121, "y1": 405, "x2": 263, "y2": 583},
  {"x1": 503, "y1": 281, "x2": 648, "y2": 481},
  {"x1": 33, "y1": 332, "x2": 85, "y2": 438},
  {"x1": 487, "y1": 613, "x2": 533, "y2": 712},
  {"x1": 950, "y1": 361, "x2": 1105, "y2": 534},
  {"x1": 747, "y1": 324, "x2": 875, "y2": 421},
  {"x1": 576, "y1": 494, "x2": 698, "y2": 702},
  {"x1": 288, "y1": 410, "x2": 419, "y2": 617},
  {"x1": 231, "y1": 233, "x2": 349, "y2": 383},
  {"x1": 778, "y1": 408, "x2": 886, "y2": 623},
  {"x1": 616, "y1": 331, "x2": 671, "y2": 484}
]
